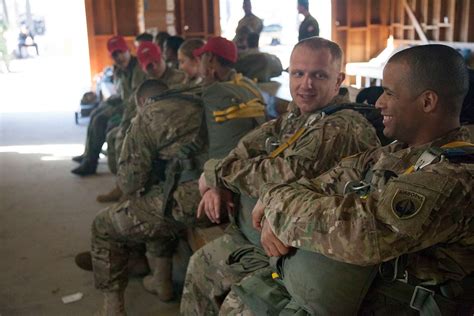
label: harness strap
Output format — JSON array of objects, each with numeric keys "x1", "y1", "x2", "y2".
[
  {"x1": 269, "y1": 127, "x2": 306, "y2": 159},
  {"x1": 403, "y1": 141, "x2": 474, "y2": 175},
  {"x1": 373, "y1": 278, "x2": 458, "y2": 316}
]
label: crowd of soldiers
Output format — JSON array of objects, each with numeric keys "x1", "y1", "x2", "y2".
[{"x1": 70, "y1": 0, "x2": 474, "y2": 315}]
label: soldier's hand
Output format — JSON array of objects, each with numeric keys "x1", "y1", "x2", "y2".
[
  {"x1": 198, "y1": 173, "x2": 210, "y2": 196},
  {"x1": 261, "y1": 219, "x2": 290, "y2": 257},
  {"x1": 197, "y1": 188, "x2": 234, "y2": 224},
  {"x1": 252, "y1": 199, "x2": 265, "y2": 231}
]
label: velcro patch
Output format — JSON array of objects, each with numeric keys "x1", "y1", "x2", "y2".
[{"x1": 391, "y1": 189, "x2": 425, "y2": 219}]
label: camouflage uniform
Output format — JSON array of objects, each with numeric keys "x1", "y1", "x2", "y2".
[
  {"x1": 180, "y1": 92, "x2": 382, "y2": 315},
  {"x1": 298, "y1": 14, "x2": 319, "y2": 41},
  {"x1": 106, "y1": 66, "x2": 185, "y2": 174},
  {"x1": 91, "y1": 96, "x2": 203, "y2": 292},
  {"x1": 248, "y1": 127, "x2": 474, "y2": 314},
  {"x1": 82, "y1": 56, "x2": 146, "y2": 165},
  {"x1": 92, "y1": 71, "x2": 265, "y2": 292}
]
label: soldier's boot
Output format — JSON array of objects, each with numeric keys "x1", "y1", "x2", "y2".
[
  {"x1": 95, "y1": 291, "x2": 126, "y2": 316},
  {"x1": 96, "y1": 185, "x2": 123, "y2": 203},
  {"x1": 72, "y1": 154, "x2": 84, "y2": 163},
  {"x1": 142, "y1": 255, "x2": 174, "y2": 301},
  {"x1": 75, "y1": 251, "x2": 150, "y2": 277},
  {"x1": 71, "y1": 159, "x2": 97, "y2": 176}
]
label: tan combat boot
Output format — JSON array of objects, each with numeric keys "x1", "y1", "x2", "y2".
[
  {"x1": 96, "y1": 185, "x2": 123, "y2": 203},
  {"x1": 95, "y1": 291, "x2": 126, "y2": 316},
  {"x1": 142, "y1": 254, "x2": 174, "y2": 301}
]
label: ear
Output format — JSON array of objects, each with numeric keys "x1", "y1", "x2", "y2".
[
  {"x1": 420, "y1": 90, "x2": 438, "y2": 113},
  {"x1": 335, "y1": 72, "x2": 345, "y2": 90}
]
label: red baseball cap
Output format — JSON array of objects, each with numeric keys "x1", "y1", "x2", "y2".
[
  {"x1": 193, "y1": 36, "x2": 237, "y2": 63},
  {"x1": 137, "y1": 42, "x2": 162, "y2": 71},
  {"x1": 107, "y1": 36, "x2": 129, "y2": 55}
]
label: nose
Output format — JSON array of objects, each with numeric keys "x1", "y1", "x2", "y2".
[
  {"x1": 375, "y1": 92, "x2": 386, "y2": 109},
  {"x1": 302, "y1": 74, "x2": 312, "y2": 88}
]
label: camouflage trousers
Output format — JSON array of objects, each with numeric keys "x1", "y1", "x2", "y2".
[
  {"x1": 180, "y1": 232, "x2": 257, "y2": 316},
  {"x1": 105, "y1": 125, "x2": 125, "y2": 175},
  {"x1": 91, "y1": 182, "x2": 202, "y2": 292},
  {"x1": 83, "y1": 98, "x2": 123, "y2": 163}
]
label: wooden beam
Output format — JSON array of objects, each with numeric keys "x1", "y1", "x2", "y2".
[
  {"x1": 404, "y1": 1, "x2": 429, "y2": 42},
  {"x1": 446, "y1": 0, "x2": 455, "y2": 42},
  {"x1": 432, "y1": 0, "x2": 440, "y2": 40},
  {"x1": 111, "y1": 0, "x2": 117, "y2": 35},
  {"x1": 460, "y1": 0, "x2": 470, "y2": 42}
]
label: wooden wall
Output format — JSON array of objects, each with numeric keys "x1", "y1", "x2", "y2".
[
  {"x1": 332, "y1": 0, "x2": 474, "y2": 66},
  {"x1": 84, "y1": 0, "x2": 219, "y2": 83}
]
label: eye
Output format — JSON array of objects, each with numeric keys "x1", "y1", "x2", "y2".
[
  {"x1": 314, "y1": 73, "x2": 327, "y2": 80},
  {"x1": 290, "y1": 71, "x2": 304, "y2": 78}
]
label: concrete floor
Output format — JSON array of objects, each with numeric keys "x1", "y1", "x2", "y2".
[{"x1": 0, "y1": 57, "x2": 180, "y2": 315}]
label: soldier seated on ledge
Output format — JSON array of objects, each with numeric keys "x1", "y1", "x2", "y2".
[
  {"x1": 233, "y1": 45, "x2": 473, "y2": 315},
  {"x1": 180, "y1": 36, "x2": 382, "y2": 316}
]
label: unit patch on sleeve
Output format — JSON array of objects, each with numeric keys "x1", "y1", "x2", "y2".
[{"x1": 391, "y1": 189, "x2": 426, "y2": 219}]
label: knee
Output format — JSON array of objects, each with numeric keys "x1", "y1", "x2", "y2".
[{"x1": 91, "y1": 209, "x2": 113, "y2": 240}]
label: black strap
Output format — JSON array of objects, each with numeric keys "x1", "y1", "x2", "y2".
[{"x1": 373, "y1": 278, "x2": 459, "y2": 315}]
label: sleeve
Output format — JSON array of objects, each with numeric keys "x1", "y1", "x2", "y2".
[
  {"x1": 215, "y1": 114, "x2": 377, "y2": 198},
  {"x1": 117, "y1": 113, "x2": 156, "y2": 195},
  {"x1": 261, "y1": 169, "x2": 464, "y2": 266}
]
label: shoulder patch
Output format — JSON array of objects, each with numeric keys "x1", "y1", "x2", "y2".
[
  {"x1": 391, "y1": 189, "x2": 425, "y2": 219},
  {"x1": 307, "y1": 26, "x2": 315, "y2": 32}
]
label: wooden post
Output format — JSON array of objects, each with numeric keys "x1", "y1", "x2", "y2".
[
  {"x1": 404, "y1": 1, "x2": 429, "y2": 42},
  {"x1": 460, "y1": 0, "x2": 470, "y2": 42}
]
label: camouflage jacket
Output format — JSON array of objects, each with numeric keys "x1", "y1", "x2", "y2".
[
  {"x1": 260, "y1": 128, "x2": 474, "y2": 283},
  {"x1": 113, "y1": 56, "x2": 147, "y2": 104},
  {"x1": 204, "y1": 92, "x2": 381, "y2": 197},
  {"x1": 298, "y1": 14, "x2": 320, "y2": 41},
  {"x1": 120, "y1": 65, "x2": 186, "y2": 131},
  {"x1": 117, "y1": 95, "x2": 202, "y2": 196}
]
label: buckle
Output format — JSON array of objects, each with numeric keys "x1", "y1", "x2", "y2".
[{"x1": 410, "y1": 285, "x2": 435, "y2": 311}]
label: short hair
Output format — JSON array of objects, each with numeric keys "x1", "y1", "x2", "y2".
[
  {"x1": 165, "y1": 36, "x2": 185, "y2": 54},
  {"x1": 247, "y1": 32, "x2": 260, "y2": 49},
  {"x1": 135, "y1": 32, "x2": 154, "y2": 43},
  {"x1": 298, "y1": 0, "x2": 309, "y2": 10},
  {"x1": 388, "y1": 44, "x2": 469, "y2": 110},
  {"x1": 216, "y1": 55, "x2": 235, "y2": 68},
  {"x1": 154, "y1": 31, "x2": 170, "y2": 50},
  {"x1": 293, "y1": 37, "x2": 343, "y2": 71},
  {"x1": 178, "y1": 38, "x2": 205, "y2": 59},
  {"x1": 136, "y1": 79, "x2": 169, "y2": 100}
]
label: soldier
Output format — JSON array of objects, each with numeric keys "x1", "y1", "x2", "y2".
[
  {"x1": 71, "y1": 35, "x2": 147, "y2": 176},
  {"x1": 177, "y1": 38, "x2": 206, "y2": 86},
  {"x1": 234, "y1": 0, "x2": 263, "y2": 51},
  {"x1": 97, "y1": 41, "x2": 185, "y2": 203},
  {"x1": 180, "y1": 37, "x2": 381, "y2": 315},
  {"x1": 91, "y1": 36, "x2": 265, "y2": 315},
  {"x1": 297, "y1": 0, "x2": 319, "y2": 41},
  {"x1": 237, "y1": 45, "x2": 473, "y2": 315}
]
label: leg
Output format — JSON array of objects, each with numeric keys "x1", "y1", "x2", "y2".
[
  {"x1": 106, "y1": 126, "x2": 119, "y2": 174},
  {"x1": 72, "y1": 101, "x2": 123, "y2": 175},
  {"x1": 180, "y1": 234, "x2": 250, "y2": 316},
  {"x1": 91, "y1": 186, "x2": 181, "y2": 314},
  {"x1": 91, "y1": 187, "x2": 179, "y2": 292},
  {"x1": 279, "y1": 249, "x2": 378, "y2": 315}
]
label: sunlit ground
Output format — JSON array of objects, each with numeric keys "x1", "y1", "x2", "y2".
[
  {"x1": 0, "y1": 143, "x2": 84, "y2": 161},
  {"x1": 0, "y1": 54, "x2": 89, "y2": 113}
]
